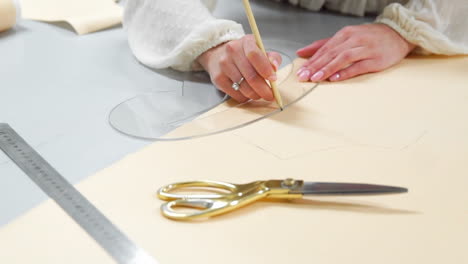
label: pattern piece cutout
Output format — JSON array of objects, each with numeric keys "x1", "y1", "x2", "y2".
[{"x1": 20, "y1": 0, "x2": 122, "y2": 35}]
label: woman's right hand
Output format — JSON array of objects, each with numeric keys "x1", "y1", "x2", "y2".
[{"x1": 197, "y1": 35, "x2": 282, "y2": 103}]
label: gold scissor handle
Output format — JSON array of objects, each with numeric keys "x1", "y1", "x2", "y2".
[
  {"x1": 158, "y1": 180, "x2": 238, "y2": 200},
  {"x1": 157, "y1": 180, "x2": 273, "y2": 220},
  {"x1": 161, "y1": 198, "x2": 236, "y2": 220}
]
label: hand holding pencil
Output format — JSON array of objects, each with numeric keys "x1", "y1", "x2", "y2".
[
  {"x1": 241, "y1": 0, "x2": 284, "y2": 110},
  {"x1": 196, "y1": 6, "x2": 283, "y2": 105}
]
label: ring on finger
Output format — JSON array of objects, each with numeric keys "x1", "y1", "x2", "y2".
[{"x1": 231, "y1": 77, "x2": 245, "y2": 91}]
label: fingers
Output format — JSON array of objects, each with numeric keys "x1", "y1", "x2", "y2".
[
  {"x1": 267, "y1": 51, "x2": 282, "y2": 71},
  {"x1": 302, "y1": 46, "x2": 367, "y2": 82},
  {"x1": 299, "y1": 26, "x2": 357, "y2": 74},
  {"x1": 243, "y1": 35, "x2": 277, "y2": 82},
  {"x1": 227, "y1": 37, "x2": 274, "y2": 101},
  {"x1": 213, "y1": 74, "x2": 249, "y2": 103},
  {"x1": 297, "y1": 40, "x2": 352, "y2": 81},
  {"x1": 318, "y1": 48, "x2": 367, "y2": 81},
  {"x1": 219, "y1": 56, "x2": 261, "y2": 100},
  {"x1": 301, "y1": 31, "x2": 350, "y2": 70},
  {"x1": 237, "y1": 79, "x2": 261, "y2": 100},
  {"x1": 296, "y1": 38, "x2": 330, "y2": 58},
  {"x1": 234, "y1": 54, "x2": 274, "y2": 101},
  {"x1": 206, "y1": 35, "x2": 284, "y2": 102},
  {"x1": 329, "y1": 59, "x2": 376, "y2": 82},
  {"x1": 293, "y1": 24, "x2": 412, "y2": 83}
]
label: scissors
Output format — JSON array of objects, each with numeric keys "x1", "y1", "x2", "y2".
[{"x1": 157, "y1": 178, "x2": 408, "y2": 220}]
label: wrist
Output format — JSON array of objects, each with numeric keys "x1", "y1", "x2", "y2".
[
  {"x1": 405, "y1": 41, "x2": 416, "y2": 55},
  {"x1": 196, "y1": 46, "x2": 217, "y2": 72},
  {"x1": 378, "y1": 23, "x2": 416, "y2": 55},
  {"x1": 196, "y1": 48, "x2": 214, "y2": 71},
  {"x1": 196, "y1": 42, "x2": 228, "y2": 71}
]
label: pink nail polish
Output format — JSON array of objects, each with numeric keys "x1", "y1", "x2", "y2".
[
  {"x1": 272, "y1": 60, "x2": 280, "y2": 71},
  {"x1": 330, "y1": 73, "x2": 340, "y2": 81},
  {"x1": 296, "y1": 67, "x2": 306, "y2": 76},
  {"x1": 299, "y1": 70, "x2": 311, "y2": 82},
  {"x1": 269, "y1": 57, "x2": 280, "y2": 71},
  {"x1": 310, "y1": 71, "x2": 324, "y2": 82}
]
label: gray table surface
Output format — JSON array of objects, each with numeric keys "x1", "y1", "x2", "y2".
[{"x1": 0, "y1": 0, "x2": 371, "y2": 227}]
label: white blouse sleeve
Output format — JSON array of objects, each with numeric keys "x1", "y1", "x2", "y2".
[
  {"x1": 376, "y1": 0, "x2": 468, "y2": 55},
  {"x1": 270, "y1": 0, "x2": 408, "y2": 16},
  {"x1": 123, "y1": 0, "x2": 245, "y2": 71}
]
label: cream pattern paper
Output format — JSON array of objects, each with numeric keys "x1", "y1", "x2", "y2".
[
  {"x1": 0, "y1": 56, "x2": 467, "y2": 264},
  {"x1": 20, "y1": 0, "x2": 122, "y2": 35},
  {"x1": 0, "y1": 0, "x2": 16, "y2": 32}
]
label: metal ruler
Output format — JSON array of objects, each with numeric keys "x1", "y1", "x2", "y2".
[{"x1": 0, "y1": 123, "x2": 158, "y2": 264}]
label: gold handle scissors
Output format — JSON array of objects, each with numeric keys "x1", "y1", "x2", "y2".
[{"x1": 157, "y1": 178, "x2": 407, "y2": 220}]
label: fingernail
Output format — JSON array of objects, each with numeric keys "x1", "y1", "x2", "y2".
[
  {"x1": 329, "y1": 73, "x2": 340, "y2": 82},
  {"x1": 310, "y1": 70, "x2": 324, "y2": 82},
  {"x1": 268, "y1": 74, "x2": 277, "y2": 81},
  {"x1": 296, "y1": 67, "x2": 306, "y2": 76},
  {"x1": 298, "y1": 69, "x2": 311, "y2": 82},
  {"x1": 270, "y1": 58, "x2": 280, "y2": 71}
]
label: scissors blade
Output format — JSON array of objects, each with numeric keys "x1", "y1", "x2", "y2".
[{"x1": 295, "y1": 182, "x2": 408, "y2": 195}]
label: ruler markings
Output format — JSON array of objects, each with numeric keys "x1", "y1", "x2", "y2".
[{"x1": 0, "y1": 124, "x2": 158, "y2": 264}]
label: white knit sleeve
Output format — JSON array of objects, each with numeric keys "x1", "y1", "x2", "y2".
[
  {"x1": 376, "y1": 0, "x2": 468, "y2": 55},
  {"x1": 123, "y1": 0, "x2": 245, "y2": 72}
]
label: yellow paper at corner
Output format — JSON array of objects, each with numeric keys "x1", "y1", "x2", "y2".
[
  {"x1": 0, "y1": 0, "x2": 16, "y2": 32},
  {"x1": 0, "y1": 56, "x2": 467, "y2": 264},
  {"x1": 20, "y1": 0, "x2": 122, "y2": 35}
]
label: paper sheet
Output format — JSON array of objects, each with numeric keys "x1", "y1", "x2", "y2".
[
  {"x1": 0, "y1": 0, "x2": 16, "y2": 32},
  {"x1": 230, "y1": 57, "x2": 457, "y2": 159},
  {"x1": 171, "y1": 57, "x2": 437, "y2": 157},
  {"x1": 19, "y1": 0, "x2": 122, "y2": 35},
  {"x1": 1, "y1": 56, "x2": 467, "y2": 264}
]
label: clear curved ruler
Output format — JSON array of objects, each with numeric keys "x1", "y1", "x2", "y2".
[
  {"x1": 0, "y1": 123, "x2": 158, "y2": 264},
  {"x1": 108, "y1": 40, "x2": 317, "y2": 141}
]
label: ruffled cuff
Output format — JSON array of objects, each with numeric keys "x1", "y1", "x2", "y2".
[
  {"x1": 126, "y1": 12, "x2": 244, "y2": 72},
  {"x1": 376, "y1": 3, "x2": 468, "y2": 55},
  {"x1": 173, "y1": 19, "x2": 245, "y2": 71}
]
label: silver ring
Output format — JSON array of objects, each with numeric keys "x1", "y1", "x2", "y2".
[{"x1": 231, "y1": 77, "x2": 245, "y2": 91}]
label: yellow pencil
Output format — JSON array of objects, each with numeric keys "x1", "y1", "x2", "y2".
[{"x1": 242, "y1": 0, "x2": 284, "y2": 110}]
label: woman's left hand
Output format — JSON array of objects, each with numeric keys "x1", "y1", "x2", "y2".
[{"x1": 296, "y1": 23, "x2": 416, "y2": 82}]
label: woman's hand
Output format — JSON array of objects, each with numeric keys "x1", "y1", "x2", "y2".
[
  {"x1": 197, "y1": 35, "x2": 281, "y2": 103},
  {"x1": 296, "y1": 23, "x2": 416, "y2": 82}
]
